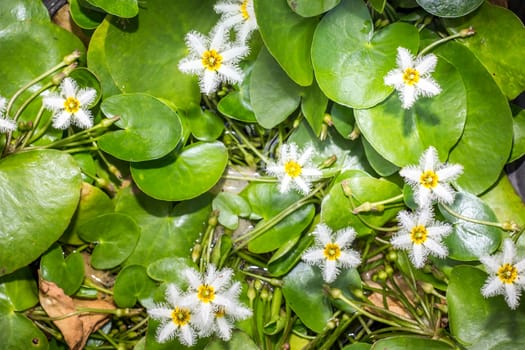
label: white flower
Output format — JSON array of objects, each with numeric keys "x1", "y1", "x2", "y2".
[
  {"x1": 181, "y1": 265, "x2": 246, "y2": 328},
  {"x1": 199, "y1": 281, "x2": 252, "y2": 341},
  {"x1": 266, "y1": 143, "x2": 322, "y2": 195},
  {"x1": 42, "y1": 77, "x2": 97, "y2": 130},
  {"x1": 178, "y1": 27, "x2": 249, "y2": 95},
  {"x1": 0, "y1": 96, "x2": 16, "y2": 132},
  {"x1": 302, "y1": 223, "x2": 361, "y2": 283},
  {"x1": 147, "y1": 284, "x2": 199, "y2": 346},
  {"x1": 214, "y1": 0, "x2": 258, "y2": 43},
  {"x1": 384, "y1": 47, "x2": 441, "y2": 109},
  {"x1": 391, "y1": 207, "x2": 451, "y2": 269},
  {"x1": 480, "y1": 238, "x2": 525, "y2": 310},
  {"x1": 399, "y1": 146, "x2": 463, "y2": 207}
]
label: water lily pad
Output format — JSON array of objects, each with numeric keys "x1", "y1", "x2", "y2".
[
  {"x1": 0, "y1": 0, "x2": 49, "y2": 28},
  {"x1": 212, "y1": 192, "x2": 251, "y2": 230},
  {"x1": 113, "y1": 265, "x2": 156, "y2": 308},
  {"x1": 311, "y1": 0, "x2": 419, "y2": 108},
  {"x1": 131, "y1": 141, "x2": 228, "y2": 201},
  {"x1": 85, "y1": 0, "x2": 138, "y2": 18},
  {"x1": 185, "y1": 104, "x2": 224, "y2": 141},
  {"x1": 146, "y1": 257, "x2": 197, "y2": 284},
  {"x1": 0, "y1": 267, "x2": 39, "y2": 311},
  {"x1": 0, "y1": 150, "x2": 81, "y2": 277},
  {"x1": 416, "y1": 0, "x2": 483, "y2": 17},
  {"x1": 0, "y1": 300, "x2": 49, "y2": 350},
  {"x1": 78, "y1": 213, "x2": 140, "y2": 269},
  {"x1": 69, "y1": 0, "x2": 105, "y2": 30},
  {"x1": 98, "y1": 93, "x2": 182, "y2": 162},
  {"x1": 40, "y1": 244, "x2": 84, "y2": 296},
  {"x1": 287, "y1": 0, "x2": 341, "y2": 17},
  {"x1": 510, "y1": 107, "x2": 525, "y2": 162}
]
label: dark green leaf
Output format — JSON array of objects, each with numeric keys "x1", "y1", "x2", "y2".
[
  {"x1": 416, "y1": 0, "x2": 483, "y2": 17},
  {"x1": 0, "y1": 267, "x2": 39, "y2": 311},
  {"x1": 40, "y1": 244, "x2": 84, "y2": 295},
  {"x1": 85, "y1": 0, "x2": 138, "y2": 18},
  {"x1": 113, "y1": 265, "x2": 156, "y2": 308},
  {"x1": 287, "y1": 0, "x2": 341, "y2": 17}
]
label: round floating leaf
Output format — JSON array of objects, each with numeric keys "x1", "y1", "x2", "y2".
[
  {"x1": 212, "y1": 192, "x2": 251, "y2": 230},
  {"x1": 103, "y1": 0, "x2": 218, "y2": 108},
  {"x1": 448, "y1": 265, "x2": 525, "y2": 349},
  {"x1": 439, "y1": 192, "x2": 502, "y2": 261},
  {"x1": 311, "y1": 0, "x2": 419, "y2": 108},
  {"x1": 436, "y1": 42, "x2": 512, "y2": 195},
  {"x1": 185, "y1": 104, "x2": 224, "y2": 141},
  {"x1": 131, "y1": 141, "x2": 228, "y2": 201},
  {"x1": 40, "y1": 244, "x2": 84, "y2": 296},
  {"x1": 287, "y1": 0, "x2": 341, "y2": 17},
  {"x1": 204, "y1": 331, "x2": 259, "y2": 350},
  {"x1": 0, "y1": 150, "x2": 81, "y2": 277},
  {"x1": 98, "y1": 93, "x2": 182, "y2": 162},
  {"x1": 480, "y1": 175, "x2": 525, "y2": 230},
  {"x1": 444, "y1": 2, "x2": 525, "y2": 99},
  {"x1": 0, "y1": 300, "x2": 49, "y2": 350},
  {"x1": 250, "y1": 47, "x2": 302, "y2": 129},
  {"x1": 0, "y1": 267, "x2": 39, "y2": 311},
  {"x1": 0, "y1": 0, "x2": 50, "y2": 28},
  {"x1": 85, "y1": 0, "x2": 138, "y2": 18},
  {"x1": 115, "y1": 187, "x2": 212, "y2": 267},
  {"x1": 361, "y1": 137, "x2": 399, "y2": 177},
  {"x1": 282, "y1": 263, "x2": 332, "y2": 332},
  {"x1": 371, "y1": 336, "x2": 453, "y2": 349},
  {"x1": 69, "y1": 0, "x2": 105, "y2": 30},
  {"x1": 146, "y1": 257, "x2": 197, "y2": 284},
  {"x1": 113, "y1": 265, "x2": 156, "y2": 308},
  {"x1": 254, "y1": 0, "x2": 316, "y2": 86},
  {"x1": 416, "y1": 0, "x2": 483, "y2": 17},
  {"x1": 354, "y1": 57, "x2": 466, "y2": 166},
  {"x1": 78, "y1": 213, "x2": 140, "y2": 270}
]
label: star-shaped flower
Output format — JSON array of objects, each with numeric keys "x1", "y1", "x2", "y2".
[
  {"x1": 214, "y1": 0, "x2": 258, "y2": 43},
  {"x1": 178, "y1": 27, "x2": 249, "y2": 95},
  {"x1": 384, "y1": 47, "x2": 441, "y2": 109},
  {"x1": 42, "y1": 77, "x2": 97, "y2": 130},
  {"x1": 390, "y1": 207, "x2": 451, "y2": 269},
  {"x1": 480, "y1": 238, "x2": 525, "y2": 310},
  {"x1": 147, "y1": 284, "x2": 200, "y2": 346},
  {"x1": 265, "y1": 143, "x2": 322, "y2": 195},
  {"x1": 302, "y1": 223, "x2": 361, "y2": 283},
  {"x1": 0, "y1": 96, "x2": 16, "y2": 133},
  {"x1": 399, "y1": 146, "x2": 463, "y2": 207}
]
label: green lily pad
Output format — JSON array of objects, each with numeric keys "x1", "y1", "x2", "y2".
[
  {"x1": 287, "y1": 0, "x2": 341, "y2": 17},
  {"x1": 480, "y1": 175, "x2": 525, "y2": 230},
  {"x1": 268, "y1": 231, "x2": 314, "y2": 277},
  {"x1": 131, "y1": 141, "x2": 228, "y2": 201},
  {"x1": 98, "y1": 93, "x2": 182, "y2": 162},
  {"x1": 444, "y1": 2, "x2": 525, "y2": 99},
  {"x1": 113, "y1": 265, "x2": 156, "y2": 308},
  {"x1": 510, "y1": 107, "x2": 525, "y2": 162},
  {"x1": 78, "y1": 213, "x2": 140, "y2": 269},
  {"x1": 115, "y1": 187, "x2": 211, "y2": 267},
  {"x1": 40, "y1": 244, "x2": 84, "y2": 296},
  {"x1": 371, "y1": 336, "x2": 453, "y2": 349},
  {"x1": 416, "y1": 0, "x2": 483, "y2": 17},
  {"x1": 0, "y1": 267, "x2": 39, "y2": 311},
  {"x1": 249, "y1": 47, "x2": 302, "y2": 129},
  {"x1": 436, "y1": 42, "x2": 513, "y2": 195},
  {"x1": 0, "y1": 300, "x2": 49, "y2": 350},
  {"x1": 102, "y1": 0, "x2": 218, "y2": 109},
  {"x1": 254, "y1": 0, "x2": 316, "y2": 86},
  {"x1": 69, "y1": 0, "x2": 105, "y2": 30},
  {"x1": 301, "y1": 80, "x2": 328, "y2": 136},
  {"x1": 241, "y1": 183, "x2": 315, "y2": 253},
  {"x1": 212, "y1": 192, "x2": 251, "y2": 230},
  {"x1": 0, "y1": 150, "x2": 81, "y2": 277},
  {"x1": 311, "y1": 0, "x2": 419, "y2": 108},
  {"x1": 330, "y1": 103, "x2": 355, "y2": 140},
  {"x1": 361, "y1": 137, "x2": 399, "y2": 177},
  {"x1": 448, "y1": 265, "x2": 525, "y2": 349},
  {"x1": 0, "y1": 0, "x2": 49, "y2": 28},
  {"x1": 204, "y1": 331, "x2": 259, "y2": 350},
  {"x1": 439, "y1": 192, "x2": 502, "y2": 261},
  {"x1": 146, "y1": 257, "x2": 197, "y2": 284},
  {"x1": 185, "y1": 104, "x2": 224, "y2": 141},
  {"x1": 85, "y1": 0, "x2": 138, "y2": 18},
  {"x1": 354, "y1": 56, "x2": 466, "y2": 166}
]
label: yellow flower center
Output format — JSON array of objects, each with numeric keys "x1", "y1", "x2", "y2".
[
  {"x1": 497, "y1": 263, "x2": 518, "y2": 284},
  {"x1": 402, "y1": 67, "x2": 420, "y2": 86},
  {"x1": 171, "y1": 307, "x2": 191, "y2": 327},
  {"x1": 64, "y1": 97, "x2": 81, "y2": 114},
  {"x1": 197, "y1": 284, "x2": 215, "y2": 303},
  {"x1": 410, "y1": 225, "x2": 428, "y2": 245},
  {"x1": 284, "y1": 160, "x2": 302, "y2": 178},
  {"x1": 323, "y1": 242, "x2": 341, "y2": 261},
  {"x1": 420, "y1": 170, "x2": 439, "y2": 189},
  {"x1": 202, "y1": 50, "x2": 223, "y2": 71},
  {"x1": 240, "y1": 0, "x2": 250, "y2": 20}
]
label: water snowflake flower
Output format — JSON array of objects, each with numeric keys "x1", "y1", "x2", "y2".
[
  {"x1": 181, "y1": 265, "x2": 249, "y2": 328},
  {"x1": 42, "y1": 77, "x2": 97, "y2": 130},
  {"x1": 265, "y1": 143, "x2": 322, "y2": 195},
  {"x1": 147, "y1": 284, "x2": 199, "y2": 346},
  {"x1": 302, "y1": 223, "x2": 361, "y2": 283},
  {"x1": 480, "y1": 238, "x2": 525, "y2": 310},
  {"x1": 384, "y1": 47, "x2": 441, "y2": 109},
  {"x1": 391, "y1": 207, "x2": 451, "y2": 269},
  {"x1": 214, "y1": 0, "x2": 258, "y2": 43},
  {"x1": 0, "y1": 96, "x2": 16, "y2": 133},
  {"x1": 178, "y1": 26, "x2": 249, "y2": 95},
  {"x1": 399, "y1": 146, "x2": 463, "y2": 207}
]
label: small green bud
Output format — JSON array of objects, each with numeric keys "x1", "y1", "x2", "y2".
[
  {"x1": 377, "y1": 270, "x2": 388, "y2": 281},
  {"x1": 63, "y1": 50, "x2": 81, "y2": 65},
  {"x1": 386, "y1": 250, "x2": 398, "y2": 262}
]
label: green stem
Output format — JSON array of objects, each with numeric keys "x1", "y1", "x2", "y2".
[
  {"x1": 96, "y1": 329, "x2": 120, "y2": 348},
  {"x1": 418, "y1": 27, "x2": 475, "y2": 57},
  {"x1": 227, "y1": 119, "x2": 269, "y2": 164},
  {"x1": 440, "y1": 203, "x2": 508, "y2": 230},
  {"x1": 352, "y1": 194, "x2": 404, "y2": 214},
  {"x1": 222, "y1": 174, "x2": 277, "y2": 183}
]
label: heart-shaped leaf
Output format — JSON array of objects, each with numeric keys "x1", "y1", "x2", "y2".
[
  {"x1": 416, "y1": 0, "x2": 483, "y2": 17},
  {"x1": 98, "y1": 93, "x2": 182, "y2": 162},
  {"x1": 212, "y1": 192, "x2": 251, "y2": 230},
  {"x1": 113, "y1": 265, "x2": 156, "y2": 308},
  {"x1": 78, "y1": 213, "x2": 140, "y2": 270},
  {"x1": 131, "y1": 141, "x2": 228, "y2": 201},
  {"x1": 185, "y1": 104, "x2": 224, "y2": 141},
  {"x1": 69, "y1": 0, "x2": 105, "y2": 30},
  {"x1": 311, "y1": 0, "x2": 419, "y2": 108},
  {"x1": 0, "y1": 150, "x2": 81, "y2": 276},
  {"x1": 40, "y1": 244, "x2": 84, "y2": 295}
]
